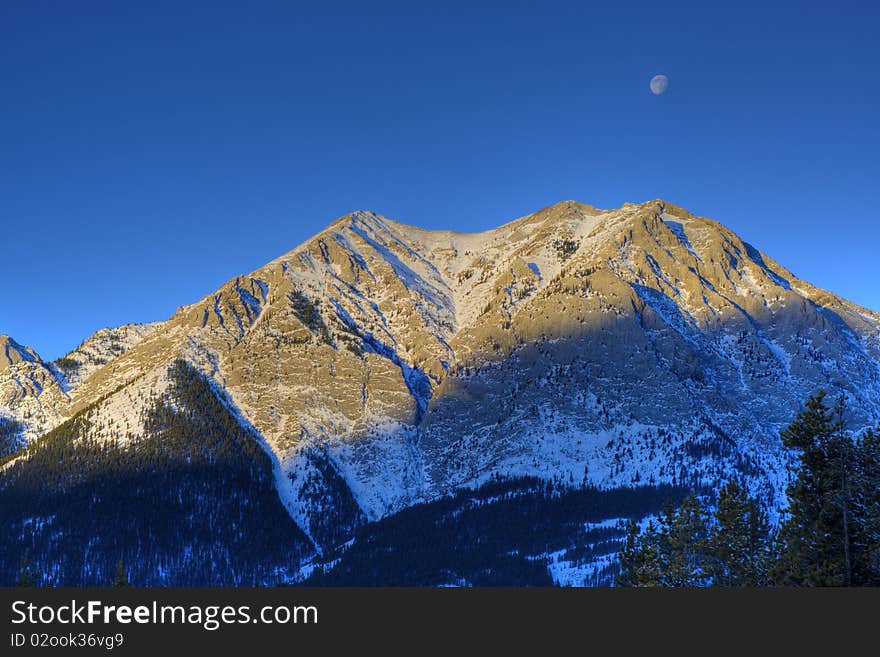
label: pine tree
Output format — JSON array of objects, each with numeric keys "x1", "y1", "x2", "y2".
[
  {"x1": 617, "y1": 518, "x2": 641, "y2": 587},
  {"x1": 616, "y1": 394, "x2": 879, "y2": 587},
  {"x1": 851, "y1": 428, "x2": 880, "y2": 584},
  {"x1": 17, "y1": 552, "x2": 35, "y2": 587},
  {"x1": 658, "y1": 495, "x2": 709, "y2": 586},
  {"x1": 618, "y1": 495, "x2": 710, "y2": 587},
  {"x1": 617, "y1": 519, "x2": 661, "y2": 586},
  {"x1": 708, "y1": 481, "x2": 771, "y2": 586},
  {"x1": 113, "y1": 559, "x2": 129, "y2": 587},
  {"x1": 773, "y1": 392, "x2": 854, "y2": 586}
]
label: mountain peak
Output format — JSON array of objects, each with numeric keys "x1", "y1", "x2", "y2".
[
  {"x1": 0, "y1": 334, "x2": 40, "y2": 371},
  {"x1": 2, "y1": 198, "x2": 880, "y2": 586},
  {"x1": 312, "y1": 200, "x2": 677, "y2": 246}
]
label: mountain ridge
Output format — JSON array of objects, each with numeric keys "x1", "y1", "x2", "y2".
[{"x1": 3, "y1": 199, "x2": 880, "y2": 574}]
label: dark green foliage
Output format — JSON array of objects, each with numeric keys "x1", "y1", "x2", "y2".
[
  {"x1": 658, "y1": 495, "x2": 710, "y2": 586},
  {"x1": 773, "y1": 393, "x2": 880, "y2": 586},
  {"x1": 307, "y1": 479, "x2": 687, "y2": 586},
  {"x1": 852, "y1": 428, "x2": 880, "y2": 584},
  {"x1": 0, "y1": 417, "x2": 24, "y2": 460},
  {"x1": 617, "y1": 495, "x2": 711, "y2": 587},
  {"x1": 707, "y1": 481, "x2": 771, "y2": 586},
  {"x1": 553, "y1": 238, "x2": 579, "y2": 261},
  {"x1": 0, "y1": 359, "x2": 313, "y2": 586},
  {"x1": 113, "y1": 560, "x2": 129, "y2": 587},
  {"x1": 53, "y1": 357, "x2": 81, "y2": 378},
  {"x1": 297, "y1": 448, "x2": 366, "y2": 549},
  {"x1": 4, "y1": 378, "x2": 876, "y2": 587},
  {"x1": 617, "y1": 519, "x2": 661, "y2": 587},
  {"x1": 773, "y1": 393, "x2": 851, "y2": 585},
  {"x1": 338, "y1": 333, "x2": 363, "y2": 357},
  {"x1": 287, "y1": 289, "x2": 331, "y2": 344},
  {"x1": 619, "y1": 392, "x2": 880, "y2": 587},
  {"x1": 17, "y1": 552, "x2": 35, "y2": 587}
]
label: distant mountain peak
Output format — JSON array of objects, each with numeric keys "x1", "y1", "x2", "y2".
[{"x1": 0, "y1": 334, "x2": 40, "y2": 371}]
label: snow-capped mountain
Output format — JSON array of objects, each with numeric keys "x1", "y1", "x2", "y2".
[
  {"x1": 0, "y1": 324, "x2": 162, "y2": 448},
  {"x1": 3, "y1": 199, "x2": 880, "y2": 584},
  {"x1": 53, "y1": 323, "x2": 161, "y2": 389},
  {"x1": 0, "y1": 335, "x2": 68, "y2": 446}
]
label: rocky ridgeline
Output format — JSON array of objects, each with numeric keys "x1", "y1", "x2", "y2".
[{"x1": 3, "y1": 199, "x2": 880, "y2": 553}]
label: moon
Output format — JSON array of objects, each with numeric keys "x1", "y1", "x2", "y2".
[{"x1": 650, "y1": 74, "x2": 669, "y2": 95}]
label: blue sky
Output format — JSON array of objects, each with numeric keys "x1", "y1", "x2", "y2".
[{"x1": 2, "y1": 1, "x2": 878, "y2": 359}]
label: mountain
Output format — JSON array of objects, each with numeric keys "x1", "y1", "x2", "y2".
[
  {"x1": 0, "y1": 335, "x2": 68, "y2": 449},
  {"x1": 1, "y1": 335, "x2": 40, "y2": 369},
  {"x1": 0, "y1": 324, "x2": 160, "y2": 449},
  {"x1": 52, "y1": 323, "x2": 161, "y2": 389},
  {"x1": 2, "y1": 199, "x2": 879, "y2": 585}
]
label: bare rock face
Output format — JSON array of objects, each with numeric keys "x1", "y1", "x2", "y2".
[
  {"x1": 4, "y1": 200, "x2": 880, "y2": 548},
  {"x1": 0, "y1": 335, "x2": 40, "y2": 371}
]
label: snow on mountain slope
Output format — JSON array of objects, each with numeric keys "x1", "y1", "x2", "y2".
[
  {"x1": 6, "y1": 199, "x2": 880, "y2": 550},
  {"x1": 54, "y1": 322, "x2": 161, "y2": 390},
  {"x1": 0, "y1": 335, "x2": 68, "y2": 445},
  {"x1": 419, "y1": 201, "x2": 880, "y2": 513},
  {"x1": 0, "y1": 323, "x2": 165, "y2": 450}
]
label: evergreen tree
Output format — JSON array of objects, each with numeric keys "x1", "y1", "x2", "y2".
[
  {"x1": 617, "y1": 519, "x2": 661, "y2": 586},
  {"x1": 17, "y1": 552, "x2": 35, "y2": 587},
  {"x1": 617, "y1": 518, "x2": 642, "y2": 587},
  {"x1": 773, "y1": 392, "x2": 854, "y2": 586},
  {"x1": 617, "y1": 495, "x2": 710, "y2": 587},
  {"x1": 113, "y1": 560, "x2": 129, "y2": 587},
  {"x1": 657, "y1": 495, "x2": 709, "y2": 586},
  {"x1": 708, "y1": 481, "x2": 771, "y2": 586},
  {"x1": 617, "y1": 393, "x2": 879, "y2": 588},
  {"x1": 851, "y1": 428, "x2": 880, "y2": 584}
]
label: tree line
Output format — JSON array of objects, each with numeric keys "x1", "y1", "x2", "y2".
[
  {"x1": 619, "y1": 391, "x2": 880, "y2": 586},
  {"x1": 308, "y1": 478, "x2": 688, "y2": 586},
  {"x1": 1, "y1": 359, "x2": 313, "y2": 586}
]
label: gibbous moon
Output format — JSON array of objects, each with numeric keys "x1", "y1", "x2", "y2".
[{"x1": 650, "y1": 74, "x2": 669, "y2": 95}]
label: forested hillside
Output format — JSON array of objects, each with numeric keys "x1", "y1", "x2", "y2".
[{"x1": 0, "y1": 360, "x2": 313, "y2": 586}]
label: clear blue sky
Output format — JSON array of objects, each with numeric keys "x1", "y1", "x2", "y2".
[{"x1": 2, "y1": 1, "x2": 878, "y2": 359}]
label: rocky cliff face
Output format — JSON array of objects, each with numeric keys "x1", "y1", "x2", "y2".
[{"x1": 4, "y1": 199, "x2": 880, "y2": 553}]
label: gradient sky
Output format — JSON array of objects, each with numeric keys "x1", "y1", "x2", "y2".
[{"x1": 2, "y1": 1, "x2": 878, "y2": 359}]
